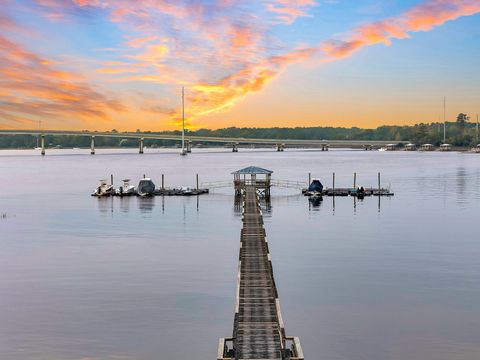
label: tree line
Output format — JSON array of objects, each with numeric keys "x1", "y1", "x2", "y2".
[{"x1": 1, "y1": 114, "x2": 479, "y2": 149}]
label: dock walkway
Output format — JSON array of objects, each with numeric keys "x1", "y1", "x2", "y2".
[{"x1": 218, "y1": 186, "x2": 303, "y2": 360}]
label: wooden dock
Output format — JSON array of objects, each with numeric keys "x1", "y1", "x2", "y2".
[{"x1": 218, "y1": 186, "x2": 303, "y2": 360}]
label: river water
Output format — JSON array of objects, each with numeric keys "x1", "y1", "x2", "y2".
[{"x1": 1, "y1": 148, "x2": 479, "y2": 360}]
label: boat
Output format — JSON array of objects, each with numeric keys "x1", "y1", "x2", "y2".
[
  {"x1": 439, "y1": 143, "x2": 452, "y2": 151},
  {"x1": 180, "y1": 186, "x2": 193, "y2": 195},
  {"x1": 92, "y1": 179, "x2": 114, "y2": 197},
  {"x1": 137, "y1": 178, "x2": 156, "y2": 197},
  {"x1": 116, "y1": 179, "x2": 136, "y2": 196},
  {"x1": 304, "y1": 179, "x2": 324, "y2": 198}
]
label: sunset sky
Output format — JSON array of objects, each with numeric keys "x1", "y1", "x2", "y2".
[{"x1": 1, "y1": 0, "x2": 480, "y2": 131}]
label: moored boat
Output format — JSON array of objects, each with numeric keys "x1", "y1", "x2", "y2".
[
  {"x1": 117, "y1": 179, "x2": 136, "y2": 196},
  {"x1": 92, "y1": 179, "x2": 114, "y2": 197},
  {"x1": 137, "y1": 178, "x2": 155, "y2": 197}
]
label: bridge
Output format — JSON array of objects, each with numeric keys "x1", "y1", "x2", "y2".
[
  {"x1": 0, "y1": 129, "x2": 408, "y2": 155},
  {"x1": 218, "y1": 186, "x2": 304, "y2": 360}
]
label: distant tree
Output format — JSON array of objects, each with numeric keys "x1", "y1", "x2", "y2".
[
  {"x1": 456, "y1": 113, "x2": 469, "y2": 131},
  {"x1": 111, "y1": 129, "x2": 118, "y2": 133}
]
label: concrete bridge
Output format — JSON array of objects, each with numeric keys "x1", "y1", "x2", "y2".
[{"x1": 0, "y1": 129, "x2": 408, "y2": 155}]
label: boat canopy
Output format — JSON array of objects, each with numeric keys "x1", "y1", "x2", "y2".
[{"x1": 308, "y1": 179, "x2": 324, "y2": 193}]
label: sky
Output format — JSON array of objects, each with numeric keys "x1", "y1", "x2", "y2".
[{"x1": 1, "y1": 0, "x2": 480, "y2": 131}]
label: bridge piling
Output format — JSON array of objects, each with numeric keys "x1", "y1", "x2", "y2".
[
  {"x1": 41, "y1": 135, "x2": 45, "y2": 156},
  {"x1": 90, "y1": 136, "x2": 95, "y2": 155}
]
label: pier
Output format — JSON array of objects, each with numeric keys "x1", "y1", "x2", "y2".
[{"x1": 218, "y1": 186, "x2": 303, "y2": 360}]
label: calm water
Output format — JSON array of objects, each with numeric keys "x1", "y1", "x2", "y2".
[{"x1": 1, "y1": 148, "x2": 480, "y2": 360}]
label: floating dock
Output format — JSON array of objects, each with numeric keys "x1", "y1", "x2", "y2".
[
  {"x1": 218, "y1": 186, "x2": 303, "y2": 360},
  {"x1": 303, "y1": 187, "x2": 394, "y2": 197}
]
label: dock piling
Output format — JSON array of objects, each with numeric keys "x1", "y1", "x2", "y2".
[
  {"x1": 333, "y1": 172, "x2": 335, "y2": 191},
  {"x1": 378, "y1": 172, "x2": 381, "y2": 193},
  {"x1": 354, "y1": 172, "x2": 357, "y2": 189},
  {"x1": 110, "y1": 174, "x2": 113, "y2": 186},
  {"x1": 196, "y1": 174, "x2": 199, "y2": 190},
  {"x1": 139, "y1": 138, "x2": 144, "y2": 154},
  {"x1": 162, "y1": 174, "x2": 164, "y2": 190},
  {"x1": 308, "y1": 172, "x2": 311, "y2": 185}
]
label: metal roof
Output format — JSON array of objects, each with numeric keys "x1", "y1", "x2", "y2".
[{"x1": 232, "y1": 166, "x2": 273, "y2": 175}]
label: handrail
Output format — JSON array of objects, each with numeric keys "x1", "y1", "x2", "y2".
[{"x1": 203, "y1": 179, "x2": 307, "y2": 190}]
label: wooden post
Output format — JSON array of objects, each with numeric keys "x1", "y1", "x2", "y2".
[
  {"x1": 162, "y1": 174, "x2": 164, "y2": 189},
  {"x1": 111, "y1": 174, "x2": 114, "y2": 186},
  {"x1": 308, "y1": 172, "x2": 311, "y2": 185},
  {"x1": 41, "y1": 134, "x2": 45, "y2": 156},
  {"x1": 354, "y1": 172, "x2": 356, "y2": 188},
  {"x1": 90, "y1": 136, "x2": 95, "y2": 155},
  {"x1": 139, "y1": 138, "x2": 144, "y2": 154},
  {"x1": 333, "y1": 172, "x2": 335, "y2": 191},
  {"x1": 378, "y1": 172, "x2": 381, "y2": 193},
  {"x1": 196, "y1": 173, "x2": 199, "y2": 190}
]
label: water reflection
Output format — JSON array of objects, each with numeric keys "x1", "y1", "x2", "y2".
[
  {"x1": 308, "y1": 196, "x2": 323, "y2": 211},
  {"x1": 119, "y1": 197, "x2": 133, "y2": 213},
  {"x1": 456, "y1": 167, "x2": 467, "y2": 206},
  {"x1": 137, "y1": 196, "x2": 155, "y2": 213},
  {"x1": 96, "y1": 196, "x2": 114, "y2": 215}
]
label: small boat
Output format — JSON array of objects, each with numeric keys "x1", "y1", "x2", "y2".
[
  {"x1": 304, "y1": 179, "x2": 324, "y2": 197},
  {"x1": 92, "y1": 179, "x2": 114, "y2": 197},
  {"x1": 117, "y1": 179, "x2": 136, "y2": 196},
  {"x1": 180, "y1": 186, "x2": 193, "y2": 195},
  {"x1": 137, "y1": 178, "x2": 156, "y2": 197}
]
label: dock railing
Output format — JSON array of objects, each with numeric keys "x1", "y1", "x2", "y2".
[
  {"x1": 217, "y1": 337, "x2": 304, "y2": 360},
  {"x1": 203, "y1": 179, "x2": 307, "y2": 190}
]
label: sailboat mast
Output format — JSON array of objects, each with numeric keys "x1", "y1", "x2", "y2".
[
  {"x1": 476, "y1": 114, "x2": 479, "y2": 144},
  {"x1": 443, "y1": 96, "x2": 446, "y2": 144},
  {"x1": 182, "y1": 86, "x2": 185, "y2": 152}
]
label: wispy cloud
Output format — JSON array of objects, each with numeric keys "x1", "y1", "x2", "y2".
[
  {"x1": 2, "y1": 0, "x2": 479, "y2": 129},
  {"x1": 172, "y1": 0, "x2": 480, "y2": 124},
  {"x1": 266, "y1": 0, "x2": 318, "y2": 24},
  {"x1": 0, "y1": 16, "x2": 125, "y2": 127}
]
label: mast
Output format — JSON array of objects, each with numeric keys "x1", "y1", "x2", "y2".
[
  {"x1": 443, "y1": 96, "x2": 446, "y2": 144},
  {"x1": 182, "y1": 86, "x2": 185, "y2": 153},
  {"x1": 477, "y1": 114, "x2": 479, "y2": 144}
]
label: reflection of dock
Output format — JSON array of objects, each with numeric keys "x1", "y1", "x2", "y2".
[{"x1": 218, "y1": 186, "x2": 303, "y2": 360}]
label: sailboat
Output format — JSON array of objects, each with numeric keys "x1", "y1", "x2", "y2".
[{"x1": 180, "y1": 86, "x2": 187, "y2": 156}]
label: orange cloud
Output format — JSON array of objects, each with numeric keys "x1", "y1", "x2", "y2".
[
  {"x1": 175, "y1": 0, "x2": 480, "y2": 125},
  {"x1": 267, "y1": 0, "x2": 317, "y2": 24},
  {"x1": 4, "y1": 0, "x2": 479, "y2": 131},
  {"x1": 321, "y1": 0, "x2": 480, "y2": 59},
  {"x1": 0, "y1": 19, "x2": 126, "y2": 128}
]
